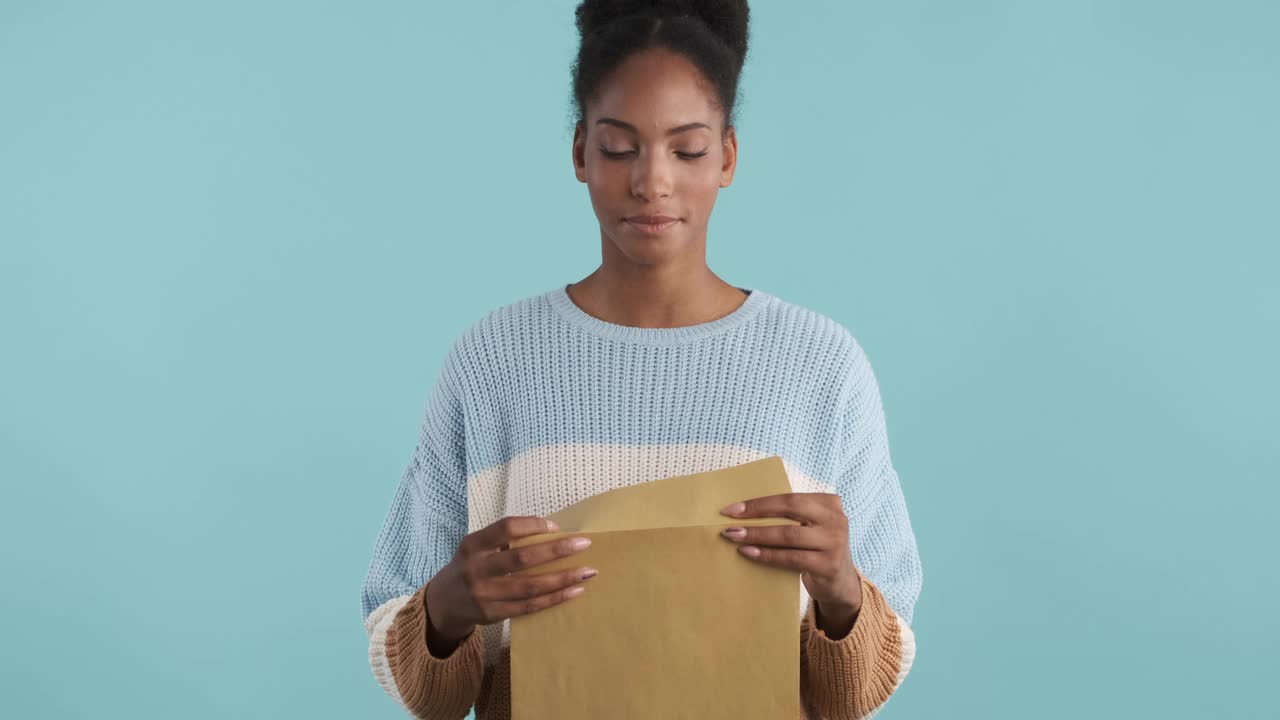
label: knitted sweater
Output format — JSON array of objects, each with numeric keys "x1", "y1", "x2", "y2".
[{"x1": 359, "y1": 283, "x2": 923, "y2": 719}]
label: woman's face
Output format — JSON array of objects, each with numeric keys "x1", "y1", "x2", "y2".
[{"x1": 573, "y1": 47, "x2": 737, "y2": 266}]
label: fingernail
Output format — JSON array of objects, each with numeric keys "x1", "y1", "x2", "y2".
[
  {"x1": 740, "y1": 545, "x2": 761, "y2": 558},
  {"x1": 580, "y1": 568, "x2": 598, "y2": 580},
  {"x1": 721, "y1": 527, "x2": 746, "y2": 539},
  {"x1": 570, "y1": 537, "x2": 592, "y2": 550},
  {"x1": 546, "y1": 519, "x2": 560, "y2": 531},
  {"x1": 720, "y1": 502, "x2": 745, "y2": 516},
  {"x1": 566, "y1": 586, "x2": 585, "y2": 598}
]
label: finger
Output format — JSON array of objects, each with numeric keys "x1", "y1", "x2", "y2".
[
  {"x1": 467, "y1": 516, "x2": 560, "y2": 553},
  {"x1": 486, "y1": 582, "x2": 589, "y2": 621},
  {"x1": 720, "y1": 493, "x2": 841, "y2": 526},
  {"x1": 482, "y1": 534, "x2": 592, "y2": 576},
  {"x1": 484, "y1": 565, "x2": 598, "y2": 603},
  {"x1": 720, "y1": 523, "x2": 830, "y2": 550},
  {"x1": 735, "y1": 545, "x2": 831, "y2": 575}
]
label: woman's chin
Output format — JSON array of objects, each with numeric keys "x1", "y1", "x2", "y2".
[{"x1": 614, "y1": 238, "x2": 684, "y2": 264}]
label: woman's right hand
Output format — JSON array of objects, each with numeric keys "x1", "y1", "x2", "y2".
[{"x1": 423, "y1": 516, "x2": 597, "y2": 653}]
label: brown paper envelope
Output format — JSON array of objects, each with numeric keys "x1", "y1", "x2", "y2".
[{"x1": 508, "y1": 455, "x2": 802, "y2": 719}]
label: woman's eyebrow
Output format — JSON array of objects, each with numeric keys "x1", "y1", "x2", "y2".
[{"x1": 596, "y1": 117, "x2": 711, "y2": 135}]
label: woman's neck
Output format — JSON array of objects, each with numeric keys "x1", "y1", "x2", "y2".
[{"x1": 566, "y1": 271, "x2": 749, "y2": 329}]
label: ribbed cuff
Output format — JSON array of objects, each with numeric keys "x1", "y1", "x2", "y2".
[
  {"x1": 385, "y1": 581, "x2": 486, "y2": 719},
  {"x1": 800, "y1": 575, "x2": 909, "y2": 719}
]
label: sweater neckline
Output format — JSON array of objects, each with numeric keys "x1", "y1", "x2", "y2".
[{"x1": 546, "y1": 283, "x2": 772, "y2": 346}]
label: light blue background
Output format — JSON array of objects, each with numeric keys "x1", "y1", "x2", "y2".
[{"x1": 2, "y1": 1, "x2": 1276, "y2": 717}]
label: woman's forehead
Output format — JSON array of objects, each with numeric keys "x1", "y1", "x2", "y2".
[{"x1": 588, "y1": 49, "x2": 721, "y2": 132}]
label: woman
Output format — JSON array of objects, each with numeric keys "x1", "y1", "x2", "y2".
[{"x1": 360, "y1": 1, "x2": 923, "y2": 717}]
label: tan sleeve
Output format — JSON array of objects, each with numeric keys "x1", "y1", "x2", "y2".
[
  {"x1": 800, "y1": 574, "x2": 917, "y2": 720},
  {"x1": 379, "y1": 581, "x2": 486, "y2": 719}
]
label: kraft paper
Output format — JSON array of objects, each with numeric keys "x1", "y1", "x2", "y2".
[{"x1": 508, "y1": 455, "x2": 802, "y2": 719}]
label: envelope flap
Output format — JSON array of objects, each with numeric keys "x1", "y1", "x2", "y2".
[{"x1": 548, "y1": 455, "x2": 794, "y2": 532}]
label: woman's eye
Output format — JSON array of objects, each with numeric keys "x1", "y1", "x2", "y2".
[{"x1": 598, "y1": 148, "x2": 709, "y2": 160}]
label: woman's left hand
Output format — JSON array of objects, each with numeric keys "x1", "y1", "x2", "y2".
[{"x1": 719, "y1": 493, "x2": 863, "y2": 630}]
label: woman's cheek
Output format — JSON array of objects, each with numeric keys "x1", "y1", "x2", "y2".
[{"x1": 588, "y1": 163, "x2": 625, "y2": 196}]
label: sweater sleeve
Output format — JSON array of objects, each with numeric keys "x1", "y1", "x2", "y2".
[
  {"x1": 800, "y1": 575, "x2": 916, "y2": 719},
  {"x1": 801, "y1": 337, "x2": 923, "y2": 719},
  {"x1": 359, "y1": 342, "x2": 485, "y2": 718}
]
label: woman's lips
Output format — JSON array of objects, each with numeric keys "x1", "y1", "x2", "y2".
[{"x1": 624, "y1": 217, "x2": 680, "y2": 235}]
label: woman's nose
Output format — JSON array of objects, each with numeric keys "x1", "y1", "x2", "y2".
[{"x1": 631, "y1": 152, "x2": 673, "y2": 200}]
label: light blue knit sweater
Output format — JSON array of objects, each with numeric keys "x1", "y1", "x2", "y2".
[{"x1": 359, "y1": 283, "x2": 923, "y2": 717}]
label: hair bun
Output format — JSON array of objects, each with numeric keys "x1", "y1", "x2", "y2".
[{"x1": 576, "y1": 0, "x2": 750, "y2": 65}]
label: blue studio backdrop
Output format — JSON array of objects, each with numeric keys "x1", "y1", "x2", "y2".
[{"x1": 1, "y1": 1, "x2": 1276, "y2": 717}]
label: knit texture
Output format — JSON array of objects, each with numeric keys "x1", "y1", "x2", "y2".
[{"x1": 360, "y1": 283, "x2": 923, "y2": 719}]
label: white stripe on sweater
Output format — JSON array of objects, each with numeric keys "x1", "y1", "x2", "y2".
[{"x1": 364, "y1": 594, "x2": 413, "y2": 707}]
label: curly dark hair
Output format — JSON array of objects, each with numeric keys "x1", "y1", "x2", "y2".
[{"x1": 570, "y1": 0, "x2": 751, "y2": 131}]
